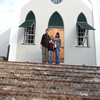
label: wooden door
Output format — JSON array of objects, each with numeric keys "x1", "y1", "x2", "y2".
[{"x1": 48, "y1": 28, "x2": 64, "y2": 63}]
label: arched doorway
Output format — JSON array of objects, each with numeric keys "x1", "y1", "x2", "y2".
[{"x1": 48, "y1": 11, "x2": 64, "y2": 63}]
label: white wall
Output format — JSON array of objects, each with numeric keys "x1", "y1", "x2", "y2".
[
  {"x1": 8, "y1": 0, "x2": 30, "y2": 61},
  {"x1": 9, "y1": 0, "x2": 96, "y2": 65},
  {"x1": 0, "y1": 28, "x2": 11, "y2": 57},
  {"x1": 91, "y1": 0, "x2": 100, "y2": 66}
]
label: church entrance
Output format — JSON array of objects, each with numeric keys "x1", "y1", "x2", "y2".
[
  {"x1": 48, "y1": 28, "x2": 64, "y2": 63},
  {"x1": 48, "y1": 11, "x2": 64, "y2": 63}
]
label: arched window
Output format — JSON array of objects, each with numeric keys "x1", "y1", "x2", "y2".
[
  {"x1": 48, "y1": 11, "x2": 64, "y2": 28},
  {"x1": 51, "y1": 0, "x2": 63, "y2": 4},
  {"x1": 19, "y1": 11, "x2": 36, "y2": 44},
  {"x1": 77, "y1": 13, "x2": 95, "y2": 47}
]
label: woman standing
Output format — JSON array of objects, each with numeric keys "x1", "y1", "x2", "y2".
[
  {"x1": 54, "y1": 32, "x2": 61, "y2": 64},
  {"x1": 48, "y1": 35, "x2": 54, "y2": 64}
]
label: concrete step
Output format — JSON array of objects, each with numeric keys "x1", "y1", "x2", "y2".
[
  {"x1": 0, "y1": 61, "x2": 100, "y2": 100},
  {"x1": 0, "y1": 63, "x2": 100, "y2": 76}
]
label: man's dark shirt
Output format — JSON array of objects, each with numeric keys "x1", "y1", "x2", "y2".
[{"x1": 41, "y1": 34, "x2": 50, "y2": 48}]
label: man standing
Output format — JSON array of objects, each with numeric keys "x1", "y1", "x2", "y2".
[{"x1": 41, "y1": 29, "x2": 50, "y2": 63}]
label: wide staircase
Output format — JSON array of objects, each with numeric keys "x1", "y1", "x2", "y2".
[{"x1": 0, "y1": 61, "x2": 100, "y2": 100}]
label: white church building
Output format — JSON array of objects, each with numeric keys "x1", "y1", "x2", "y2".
[{"x1": 0, "y1": 0, "x2": 100, "y2": 66}]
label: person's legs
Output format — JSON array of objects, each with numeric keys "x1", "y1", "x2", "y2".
[
  {"x1": 48, "y1": 50, "x2": 51, "y2": 64},
  {"x1": 42, "y1": 46, "x2": 46, "y2": 63},
  {"x1": 42, "y1": 47, "x2": 48, "y2": 63},
  {"x1": 45, "y1": 47, "x2": 48, "y2": 63},
  {"x1": 56, "y1": 48, "x2": 60, "y2": 64},
  {"x1": 55, "y1": 49, "x2": 57, "y2": 64},
  {"x1": 57, "y1": 49, "x2": 60, "y2": 64},
  {"x1": 51, "y1": 51, "x2": 53, "y2": 64}
]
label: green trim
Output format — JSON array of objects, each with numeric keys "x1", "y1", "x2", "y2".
[
  {"x1": 19, "y1": 11, "x2": 35, "y2": 27},
  {"x1": 19, "y1": 20, "x2": 35, "y2": 27},
  {"x1": 77, "y1": 13, "x2": 87, "y2": 22},
  {"x1": 77, "y1": 22, "x2": 95, "y2": 30},
  {"x1": 77, "y1": 12, "x2": 95, "y2": 30},
  {"x1": 48, "y1": 26, "x2": 64, "y2": 28},
  {"x1": 48, "y1": 12, "x2": 64, "y2": 27},
  {"x1": 7, "y1": 45, "x2": 10, "y2": 61},
  {"x1": 26, "y1": 11, "x2": 35, "y2": 21}
]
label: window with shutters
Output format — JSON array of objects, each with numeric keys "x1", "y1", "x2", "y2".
[
  {"x1": 77, "y1": 12, "x2": 95, "y2": 47},
  {"x1": 19, "y1": 11, "x2": 36, "y2": 44},
  {"x1": 24, "y1": 25, "x2": 35, "y2": 44},
  {"x1": 77, "y1": 25, "x2": 88, "y2": 47}
]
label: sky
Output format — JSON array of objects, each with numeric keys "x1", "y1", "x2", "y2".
[
  {"x1": 0, "y1": 0, "x2": 29, "y2": 33},
  {"x1": 0, "y1": 0, "x2": 16, "y2": 33}
]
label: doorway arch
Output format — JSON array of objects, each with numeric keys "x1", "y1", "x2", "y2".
[
  {"x1": 48, "y1": 11, "x2": 64, "y2": 28},
  {"x1": 48, "y1": 11, "x2": 64, "y2": 63}
]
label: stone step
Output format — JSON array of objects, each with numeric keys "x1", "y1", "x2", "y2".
[
  {"x1": 0, "y1": 76, "x2": 100, "y2": 88},
  {"x1": 0, "y1": 61, "x2": 100, "y2": 69},
  {"x1": 0, "y1": 67, "x2": 100, "y2": 79},
  {"x1": 0, "y1": 64, "x2": 100, "y2": 74},
  {"x1": 0, "y1": 66, "x2": 100, "y2": 74},
  {"x1": 0, "y1": 70, "x2": 100, "y2": 79},
  {"x1": 0, "y1": 82, "x2": 100, "y2": 97},
  {"x1": 0, "y1": 61, "x2": 100, "y2": 99},
  {"x1": 0, "y1": 70, "x2": 100, "y2": 83},
  {"x1": 0, "y1": 90, "x2": 100, "y2": 100},
  {"x1": 0, "y1": 62, "x2": 100, "y2": 74},
  {"x1": 0, "y1": 72, "x2": 100, "y2": 83}
]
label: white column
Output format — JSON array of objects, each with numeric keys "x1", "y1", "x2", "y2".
[
  {"x1": 8, "y1": 0, "x2": 31, "y2": 61},
  {"x1": 8, "y1": 2, "x2": 21, "y2": 61},
  {"x1": 91, "y1": 0, "x2": 100, "y2": 66}
]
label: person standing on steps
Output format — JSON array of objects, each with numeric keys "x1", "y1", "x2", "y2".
[
  {"x1": 48, "y1": 35, "x2": 54, "y2": 64},
  {"x1": 40, "y1": 29, "x2": 50, "y2": 63},
  {"x1": 54, "y1": 32, "x2": 61, "y2": 64}
]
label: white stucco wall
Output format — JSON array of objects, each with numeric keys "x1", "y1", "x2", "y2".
[
  {"x1": 9, "y1": 0, "x2": 96, "y2": 66},
  {"x1": 91, "y1": 0, "x2": 100, "y2": 66},
  {"x1": 0, "y1": 28, "x2": 11, "y2": 57},
  {"x1": 8, "y1": 0, "x2": 30, "y2": 61}
]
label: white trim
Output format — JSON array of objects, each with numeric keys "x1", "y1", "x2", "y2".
[
  {"x1": 8, "y1": 8, "x2": 21, "y2": 61},
  {"x1": 90, "y1": 0, "x2": 100, "y2": 66}
]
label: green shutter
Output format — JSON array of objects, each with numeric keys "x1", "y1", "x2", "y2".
[
  {"x1": 26, "y1": 11, "x2": 35, "y2": 21},
  {"x1": 19, "y1": 11, "x2": 35, "y2": 27},
  {"x1": 77, "y1": 13, "x2": 95, "y2": 30},
  {"x1": 77, "y1": 13, "x2": 87, "y2": 22},
  {"x1": 19, "y1": 20, "x2": 35, "y2": 27},
  {"x1": 48, "y1": 12, "x2": 64, "y2": 28},
  {"x1": 7, "y1": 45, "x2": 10, "y2": 61},
  {"x1": 77, "y1": 22, "x2": 95, "y2": 30}
]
